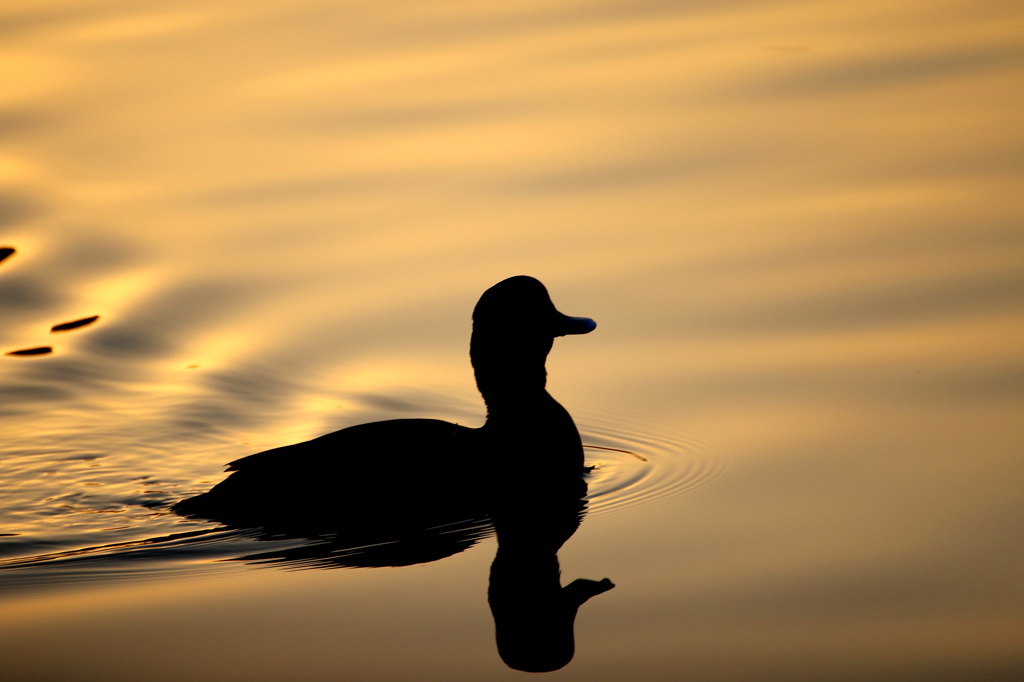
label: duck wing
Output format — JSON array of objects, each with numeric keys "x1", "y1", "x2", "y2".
[{"x1": 173, "y1": 419, "x2": 489, "y2": 536}]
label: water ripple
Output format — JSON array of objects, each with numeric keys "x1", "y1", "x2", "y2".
[
  {"x1": 0, "y1": 398, "x2": 722, "y2": 592},
  {"x1": 581, "y1": 419, "x2": 725, "y2": 517}
]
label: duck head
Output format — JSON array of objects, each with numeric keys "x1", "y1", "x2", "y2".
[{"x1": 470, "y1": 276, "x2": 595, "y2": 402}]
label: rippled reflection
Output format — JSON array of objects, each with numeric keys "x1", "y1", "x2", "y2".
[{"x1": 488, "y1": 467, "x2": 613, "y2": 672}]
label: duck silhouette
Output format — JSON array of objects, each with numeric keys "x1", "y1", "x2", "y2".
[{"x1": 172, "y1": 276, "x2": 597, "y2": 546}]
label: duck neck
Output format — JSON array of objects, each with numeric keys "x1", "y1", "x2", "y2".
[
  {"x1": 470, "y1": 330, "x2": 553, "y2": 415},
  {"x1": 474, "y1": 363, "x2": 550, "y2": 414}
]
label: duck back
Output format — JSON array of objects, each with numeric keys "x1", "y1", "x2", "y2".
[{"x1": 173, "y1": 419, "x2": 488, "y2": 536}]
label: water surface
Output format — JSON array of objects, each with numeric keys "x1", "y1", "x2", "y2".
[{"x1": 1, "y1": 0, "x2": 1022, "y2": 679}]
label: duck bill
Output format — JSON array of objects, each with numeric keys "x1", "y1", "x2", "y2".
[{"x1": 556, "y1": 315, "x2": 597, "y2": 336}]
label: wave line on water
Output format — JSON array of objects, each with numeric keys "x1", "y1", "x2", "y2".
[{"x1": 579, "y1": 416, "x2": 726, "y2": 517}]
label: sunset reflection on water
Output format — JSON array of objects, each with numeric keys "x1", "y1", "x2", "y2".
[{"x1": 1, "y1": 0, "x2": 1022, "y2": 679}]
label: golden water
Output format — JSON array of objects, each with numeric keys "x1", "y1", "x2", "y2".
[{"x1": 1, "y1": 0, "x2": 1022, "y2": 679}]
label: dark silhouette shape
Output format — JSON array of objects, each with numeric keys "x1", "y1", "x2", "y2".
[
  {"x1": 5, "y1": 346, "x2": 53, "y2": 356},
  {"x1": 173, "y1": 276, "x2": 594, "y2": 534},
  {"x1": 174, "y1": 405, "x2": 492, "y2": 544},
  {"x1": 172, "y1": 276, "x2": 613, "y2": 667},
  {"x1": 489, "y1": 484, "x2": 615, "y2": 673},
  {"x1": 51, "y1": 314, "x2": 100, "y2": 332},
  {"x1": 0, "y1": 246, "x2": 13, "y2": 265}
]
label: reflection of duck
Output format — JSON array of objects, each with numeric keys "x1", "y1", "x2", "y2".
[
  {"x1": 172, "y1": 276, "x2": 597, "y2": 542},
  {"x1": 488, "y1": 482, "x2": 615, "y2": 673}
]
